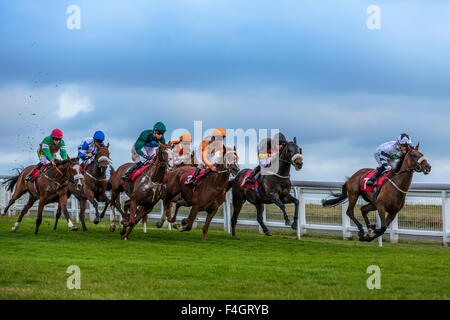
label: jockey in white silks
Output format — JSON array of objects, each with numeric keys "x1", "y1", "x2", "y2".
[{"x1": 366, "y1": 133, "x2": 413, "y2": 187}]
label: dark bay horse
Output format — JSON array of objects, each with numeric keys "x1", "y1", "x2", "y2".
[
  {"x1": 158, "y1": 145, "x2": 239, "y2": 241},
  {"x1": 322, "y1": 145, "x2": 431, "y2": 241},
  {"x1": 108, "y1": 143, "x2": 170, "y2": 240},
  {"x1": 229, "y1": 139, "x2": 303, "y2": 236},
  {"x1": 54, "y1": 143, "x2": 111, "y2": 232},
  {"x1": 2, "y1": 158, "x2": 84, "y2": 234}
]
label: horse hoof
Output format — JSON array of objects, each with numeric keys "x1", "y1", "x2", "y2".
[
  {"x1": 109, "y1": 225, "x2": 116, "y2": 232},
  {"x1": 11, "y1": 228, "x2": 17, "y2": 233},
  {"x1": 155, "y1": 221, "x2": 163, "y2": 229},
  {"x1": 285, "y1": 220, "x2": 292, "y2": 227},
  {"x1": 123, "y1": 237, "x2": 128, "y2": 241},
  {"x1": 291, "y1": 222, "x2": 297, "y2": 230},
  {"x1": 264, "y1": 231, "x2": 272, "y2": 236},
  {"x1": 368, "y1": 229, "x2": 375, "y2": 237},
  {"x1": 93, "y1": 219, "x2": 100, "y2": 225},
  {"x1": 71, "y1": 227, "x2": 78, "y2": 232},
  {"x1": 181, "y1": 218, "x2": 187, "y2": 226}
]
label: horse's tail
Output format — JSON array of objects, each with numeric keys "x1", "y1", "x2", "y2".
[
  {"x1": 3, "y1": 170, "x2": 21, "y2": 192},
  {"x1": 106, "y1": 166, "x2": 115, "y2": 191},
  {"x1": 322, "y1": 182, "x2": 348, "y2": 207}
]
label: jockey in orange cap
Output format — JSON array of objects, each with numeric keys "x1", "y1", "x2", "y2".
[
  {"x1": 187, "y1": 128, "x2": 226, "y2": 185},
  {"x1": 169, "y1": 132, "x2": 193, "y2": 167}
]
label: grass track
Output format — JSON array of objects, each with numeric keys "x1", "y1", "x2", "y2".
[{"x1": 0, "y1": 216, "x2": 449, "y2": 300}]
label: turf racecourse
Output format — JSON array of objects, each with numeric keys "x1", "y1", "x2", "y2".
[{"x1": 0, "y1": 216, "x2": 449, "y2": 300}]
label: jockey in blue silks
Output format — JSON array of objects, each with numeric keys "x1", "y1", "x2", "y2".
[{"x1": 78, "y1": 131, "x2": 106, "y2": 167}]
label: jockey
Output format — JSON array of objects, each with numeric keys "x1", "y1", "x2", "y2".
[
  {"x1": 78, "y1": 131, "x2": 106, "y2": 167},
  {"x1": 122, "y1": 122, "x2": 167, "y2": 181},
  {"x1": 242, "y1": 132, "x2": 288, "y2": 186},
  {"x1": 366, "y1": 133, "x2": 413, "y2": 187},
  {"x1": 169, "y1": 132, "x2": 192, "y2": 167},
  {"x1": 187, "y1": 128, "x2": 226, "y2": 185},
  {"x1": 26, "y1": 129, "x2": 68, "y2": 181}
]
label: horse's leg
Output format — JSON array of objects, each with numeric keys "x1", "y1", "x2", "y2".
[
  {"x1": 60, "y1": 194, "x2": 78, "y2": 231},
  {"x1": 368, "y1": 207, "x2": 387, "y2": 242},
  {"x1": 272, "y1": 196, "x2": 291, "y2": 226},
  {"x1": 202, "y1": 207, "x2": 219, "y2": 241},
  {"x1": 35, "y1": 200, "x2": 47, "y2": 235},
  {"x1": 346, "y1": 193, "x2": 367, "y2": 241},
  {"x1": 79, "y1": 199, "x2": 88, "y2": 232},
  {"x1": 53, "y1": 204, "x2": 62, "y2": 230},
  {"x1": 11, "y1": 195, "x2": 36, "y2": 232},
  {"x1": 175, "y1": 205, "x2": 200, "y2": 232},
  {"x1": 231, "y1": 195, "x2": 245, "y2": 237},
  {"x1": 284, "y1": 194, "x2": 299, "y2": 230},
  {"x1": 156, "y1": 198, "x2": 171, "y2": 228},
  {"x1": 255, "y1": 201, "x2": 271, "y2": 236},
  {"x1": 99, "y1": 195, "x2": 110, "y2": 219},
  {"x1": 123, "y1": 205, "x2": 151, "y2": 240},
  {"x1": 120, "y1": 200, "x2": 130, "y2": 237},
  {"x1": 360, "y1": 203, "x2": 377, "y2": 236}
]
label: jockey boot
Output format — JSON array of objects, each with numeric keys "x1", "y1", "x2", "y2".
[
  {"x1": 243, "y1": 165, "x2": 261, "y2": 185},
  {"x1": 366, "y1": 166, "x2": 385, "y2": 187},
  {"x1": 122, "y1": 163, "x2": 142, "y2": 181},
  {"x1": 26, "y1": 163, "x2": 43, "y2": 182}
]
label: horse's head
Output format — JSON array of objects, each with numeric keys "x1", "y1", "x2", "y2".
[
  {"x1": 57, "y1": 157, "x2": 85, "y2": 191},
  {"x1": 95, "y1": 142, "x2": 111, "y2": 174},
  {"x1": 404, "y1": 144, "x2": 431, "y2": 175},
  {"x1": 223, "y1": 145, "x2": 240, "y2": 176},
  {"x1": 281, "y1": 137, "x2": 303, "y2": 171},
  {"x1": 156, "y1": 142, "x2": 171, "y2": 169}
]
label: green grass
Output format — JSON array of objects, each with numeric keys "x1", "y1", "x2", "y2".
[{"x1": 0, "y1": 216, "x2": 449, "y2": 300}]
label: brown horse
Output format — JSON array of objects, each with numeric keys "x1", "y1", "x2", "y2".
[
  {"x1": 2, "y1": 158, "x2": 84, "y2": 234},
  {"x1": 322, "y1": 145, "x2": 431, "y2": 242},
  {"x1": 54, "y1": 143, "x2": 111, "y2": 232},
  {"x1": 229, "y1": 139, "x2": 303, "y2": 236},
  {"x1": 108, "y1": 143, "x2": 170, "y2": 239},
  {"x1": 157, "y1": 145, "x2": 239, "y2": 241}
]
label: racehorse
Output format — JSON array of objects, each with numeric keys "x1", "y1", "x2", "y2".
[
  {"x1": 54, "y1": 143, "x2": 111, "y2": 232},
  {"x1": 108, "y1": 143, "x2": 170, "y2": 239},
  {"x1": 2, "y1": 158, "x2": 84, "y2": 234},
  {"x1": 157, "y1": 145, "x2": 239, "y2": 241},
  {"x1": 229, "y1": 138, "x2": 303, "y2": 236},
  {"x1": 322, "y1": 145, "x2": 431, "y2": 242}
]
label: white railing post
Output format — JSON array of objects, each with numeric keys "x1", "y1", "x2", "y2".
[
  {"x1": 73, "y1": 197, "x2": 79, "y2": 223},
  {"x1": 376, "y1": 211, "x2": 383, "y2": 247},
  {"x1": 295, "y1": 187, "x2": 306, "y2": 239},
  {"x1": 442, "y1": 191, "x2": 449, "y2": 247},
  {"x1": 389, "y1": 215, "x2": 399, "y2": 243},
  {"x1": 224, "y1": 191, "x2": 231, "y2": 233},
  {"x1": 342, "y1": 201, "x2": 351, "y2": 240}
]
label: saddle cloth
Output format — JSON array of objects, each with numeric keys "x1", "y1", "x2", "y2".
[
  {"x1": 240, "y1": 169, "x2": 259, "y2": 189},
  {"x1": 362, "y1": 170, "x2": 393, "y2": 193},
  {"x1": 31, "y1": 164, "x2": 50, "y2": 180},
  {"x1": 130, "y1": 164, "x2": 151, "y2": 182},
  {"x1": 184, "y1": 169, "x2": 210, "y2": 185}
]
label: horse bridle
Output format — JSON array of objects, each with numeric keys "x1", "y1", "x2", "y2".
[{"x1": 395, "y1": 150, "x2": 428, "y2": 175}]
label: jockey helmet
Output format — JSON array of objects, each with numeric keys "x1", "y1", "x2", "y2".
[
  {"x1": 397, "y1": 133, "x2": 412, "y2": 146},
  {"x1": 93, "y1": 131, "x2": 105, "y2": 141},
  {"x1": 51, "y1": 129, "x2": 63, "y2": 139},
  {"x1": 213, "y1": 128, "x2": 226, "y2": 138},
  {"x1": 273, "y1": 133, "x2": 287, "y2": 146},
  {"x1": 181, "y1": 133, "x2": 192, "y2": 142},
  {"x1": 153, "y1": 122, "x2": 166, "y2": 134}
]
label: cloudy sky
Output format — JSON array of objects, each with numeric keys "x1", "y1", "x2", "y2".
[{"x1": 0, "y1": 1, "x2": 449, "y2": 183}]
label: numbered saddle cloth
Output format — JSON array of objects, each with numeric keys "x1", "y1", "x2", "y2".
[
  {"x1": 362, "y1": 170, "x2": 393, "y2": 193},
  {"x1": 184, "y1": 168, "x2": 211, "y2": 185}
]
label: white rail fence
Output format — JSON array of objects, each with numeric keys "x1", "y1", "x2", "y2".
[{"x1": 1, "y1": 176, "x2": 449, "y2": 246}]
